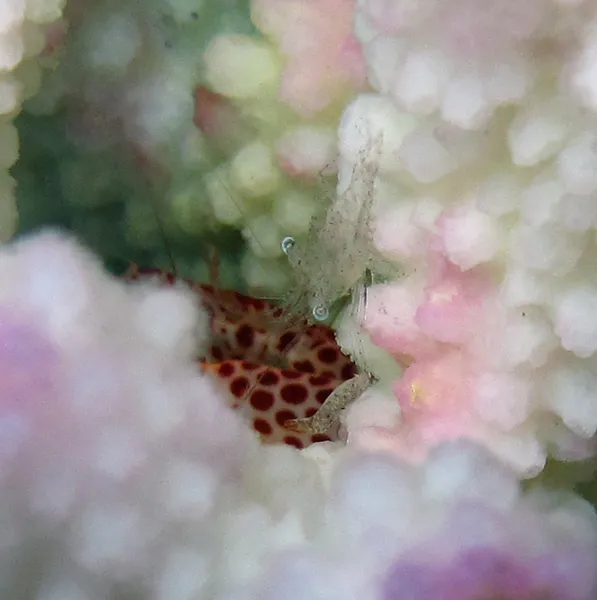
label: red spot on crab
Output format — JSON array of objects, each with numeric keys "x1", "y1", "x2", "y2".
[
  {"x1": 341, "y1": 363, "x2": 357, "y2": 380},
  {"x1": 259, "y1": 370, "x2": 279, "y2": 386},
  {"x1": 250, "y1": 390, "x2": 275, "y2": 411},
  {"x1": 276, "y1": 409, "x2": 298, "y2": 427},
  {"x1": 293, "y1": 360, "x2": 316, "y2": 373},
  {"x1": 218, "y1": 362, "x2": 235, "y2": 377},
  {"x1": 241, "y1": 361, "x2": 259, "y2": 371},
  {"x1": 284, "y1": 436, "x2": 304, "y2": 449},
  {"x1": 230, "y1": 377, "x2": 250, "y2": 398},
  {"x1": 309, "y1": 373, "x2": 334, "y2": 387},
  {"x1": 254, "y1": 418, "x2": 273, "y2": 435},
  {"x1": 316, "y1": 388, "x2": 334, "y2": 404},
  {"x1": 236, "y1": 324, "x2": 254, "y2": 348},
  {"x1": 280, "y1": 369, "x2": 302, "y2": 380},
  {"x1": 281, "y1": 384, "x2": 308, "y2": 405},
  {"x1": 318, "y1": 346, "x2": 338, "y2": 364}
]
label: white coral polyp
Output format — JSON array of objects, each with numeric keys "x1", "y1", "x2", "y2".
[
  {"x1": 553, "y1": 285, "x2": 597, "y2": 358},
  {"x1": 508, "y1": 99, "x2": 573, "y2": 167},
  {"x1": 440, "y1": 74, "x2": 492, "y2": 130},
  {"x1": 557, "y1": 132, "x2": 597, "y2": 195},
  {"x1": 0, "y1": 231, "x2": 261, "y2": 596},
  {"x1": 391, "y1": 49, "x2": 450, "y2": 116},
  {"x1": 338, "y1": 93, "x2": 418, "y2": 173},
  {"x1": 357, "y1": 0, "x2": 545, "y2": 128},
  {"x1": 441, "y1": 204, "x2": 501, "y2": 270},
  {"x1": 544, "y1": 362, "x2": 597, "y2": 437},
  {"x1": 348, "y1": 0, "x2": 597, "y2": 477}
]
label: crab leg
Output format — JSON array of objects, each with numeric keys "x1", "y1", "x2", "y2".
[{"x1": 284, "y1": 372, "x2": 375, "y2": 435}]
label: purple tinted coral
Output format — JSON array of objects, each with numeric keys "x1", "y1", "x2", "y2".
[
  {"x1": 383, "y1": 545, "x2": 597, "y2": 600},
  {"x1": 527, "y1": 547, "x2": 597, "y2": 600},
  {"x1": 440, "y1": 547, "x2": 542, "y2": 599},
  {"x1": 383, "y1": 562, "x2": 445, "y2": 600}
]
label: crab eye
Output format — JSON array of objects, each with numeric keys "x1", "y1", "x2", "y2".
[
  {"x1": 281, "y1": 236, "x2": 296, "y2": 255},
  {"x1": 312, "y1": 303, "x2": 329, "y2": 321}
]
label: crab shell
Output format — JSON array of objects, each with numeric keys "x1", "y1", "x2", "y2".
[{"x1": 125, "y1": 266, "x2": 357, "y2": 449}]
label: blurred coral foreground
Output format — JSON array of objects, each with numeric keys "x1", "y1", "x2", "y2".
[{"x1": 2, "y1": 0, "x2": 597, "y2": 598}]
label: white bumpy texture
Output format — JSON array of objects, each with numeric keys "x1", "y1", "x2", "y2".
[
  {"x1": 334, "y1": 0, "x2": 597, "y2": 477},
  {"x1": 0, "y1": 231, "x2": 595, "y2": 599}
]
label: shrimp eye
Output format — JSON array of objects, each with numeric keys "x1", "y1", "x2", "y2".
[
  {"x1": 312, "y1": 304, "x2": 329, "y2": 321},
  {"x1": 281, "y1": 236, "x2": 295, "y2": 255}
]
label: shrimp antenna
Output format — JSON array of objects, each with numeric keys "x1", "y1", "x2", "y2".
[
  {"x1": 212, "y1": 170, "x2": 271, "y2": 258},
  {"x1": 148, "y1": 192, "x2": 178, "y2": 276}
]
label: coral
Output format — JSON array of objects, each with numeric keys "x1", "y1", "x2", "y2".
[
  {"x1": 198, "y1": 0, "x2": 370, "y2": 290},
  {"x1": 18, "y1": 0, "x2": 368, "y2": 297},
  {"x1": 356, "y1": 0, "x2": 548, "y2": 127},
  {"x1": 18, "y1": 0, "x2": 258, "y2": 286},
  {"x1": 384, "y1": 545, "x2": 595, "y2": 600},
  {"x1": 0, "y1": 242, "x2": 594, "y2": 598},
  {"x1": 251, "y1": 0, "x2": 367, "y2": 117},
  {"x1": 7, "y1": 0, "x2": 597, "y2": 597},
  {"x1": 268, "y1": 442, "x2": 597, "y2": 600},
  {"x1": 0, "y1": 231, "x2": 257, "y2": 597},
  {"x1": 318, "y1": 0, "x2": 597, "y2": 477},
  {"x1": 0, "y1": 0, "x2": 66, "y2": 243}
]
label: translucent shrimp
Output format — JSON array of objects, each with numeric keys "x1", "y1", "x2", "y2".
[
  {"x1": 279, "y1": 131, "x2": 399, "y2": 328},
  {"x1": 277, "y1": 129, "x2": 408, "y2": 434}
]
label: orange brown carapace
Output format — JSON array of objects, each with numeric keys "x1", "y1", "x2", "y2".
[{"x1": 124, "y1": 265, "x2": 358, "y2": 449}]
